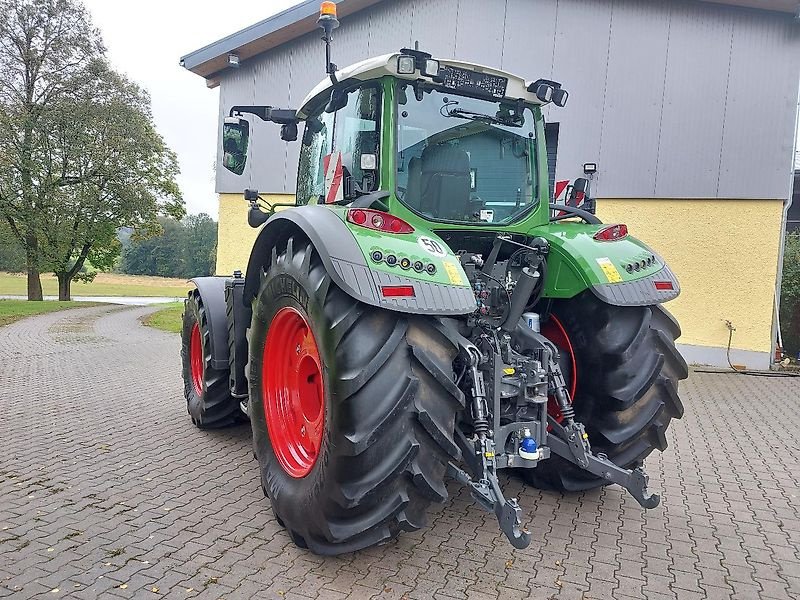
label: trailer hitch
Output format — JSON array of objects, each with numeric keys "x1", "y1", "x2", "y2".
[{"x1": 452, "y1": 346, "x2": 531, "y2": 549}]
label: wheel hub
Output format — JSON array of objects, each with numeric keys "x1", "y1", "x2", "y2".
[
  {"x1": 262, "y1": 307, "x2": 325, "y2": 478},
  {"x1": 189, "y1": 322, "x2": 204, "y2": 396}
]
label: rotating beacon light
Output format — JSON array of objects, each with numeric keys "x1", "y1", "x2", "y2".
[{"x1": 318, "y1": 2, "x2": 340, "y2": 83}]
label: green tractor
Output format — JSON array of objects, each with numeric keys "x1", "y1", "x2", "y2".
[{"x1": 181, "y1": 3, "x2": 688, "y2": 555}]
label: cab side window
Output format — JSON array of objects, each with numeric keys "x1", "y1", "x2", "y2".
[
  {"x1": 296, "y1": 109, "x2": 334, "y2": 205},
  {"x1": 333, "y1": 85, "x2": 380, "y2": 195}
]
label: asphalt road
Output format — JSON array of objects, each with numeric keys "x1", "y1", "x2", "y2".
[{"x1": 1, "y1": 304, "x2": 798, "y2": 599}]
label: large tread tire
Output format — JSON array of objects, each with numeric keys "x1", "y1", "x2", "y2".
[
  {"x1": 181, "y1": 290, "x2": 240, "y2": 428},
  {"x1": 248, "y1": 237, "x2": 463, "y2": 555},
  {"x1": 526, "y1": 291, "x2": 689, "y2": 492}
]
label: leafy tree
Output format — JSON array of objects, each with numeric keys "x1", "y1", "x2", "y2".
[
  {"x1": 0, "y1": 0, "x2": 183, "y2": 300},
  {"x1": 121, "y1": 214, "x2": 216, "y2": 279},
  {"x1": 0, "y1": 221, "x2": 25, "y2": 272},
  {"x1": 0, "y1": 0, "x2": 103, "y2": 300},
  {"x1": 37, "y1": 67, "x2": 183, "y2": 300},
  {"x1": 780, "y1": 231, "x2": 800, "y2": 357}
]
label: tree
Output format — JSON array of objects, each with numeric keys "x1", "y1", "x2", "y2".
[
  {"x1": 37, "y1": 67, "x2": 183, "y2": 300},
  {"x1": 0, "y1": 0, "x2": 103, "y2": 300},
  {"x1": 121, "y1": 214, "x2": 217, "y2": 279},
  {"x1": 780, "y1": 232, "x2": 800, "y2": 357},
  {"x1": 0, "y1": 0, "x2": 184, "y2": 300}
]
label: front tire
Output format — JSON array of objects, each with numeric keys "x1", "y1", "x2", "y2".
[
  {"x1": 181, "y1": 290, "x2": 240, "y2": 428},
  {"x1": 248, "y1": 237, "x2": 463, "y2": 555},
  {"x1": 528, "y1": 291, "x2": 689, "y2": 491}
]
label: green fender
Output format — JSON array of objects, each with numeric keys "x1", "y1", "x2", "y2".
[{"x1": 534, "y1": 222, "x2": 680, "y2": 306}]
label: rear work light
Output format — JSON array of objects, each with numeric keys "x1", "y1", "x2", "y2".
[
  {"x1": 593, "y1": 224, "x2": 628, "y2": 241},
  {"x1": 381, "y1": 285, "x2": 415, "y2": 297},
  {"x1": 346, "y1": 209, "x2": 415, "y2": 234},
  {"x1": 654, "y1": 281, "x2": 674, "y2": 291}
]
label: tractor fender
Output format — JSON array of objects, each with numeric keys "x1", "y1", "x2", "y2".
[
  {"x1": 189, "y1": 276, "x2": 230, "y2": 371},
  {"x1": 536, "y1": 225, "x2": 681, "y2": 306},
  {"x1": 243, "y1": 205, "x2": 476, "y2": 315}
]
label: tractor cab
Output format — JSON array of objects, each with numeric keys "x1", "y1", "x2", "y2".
[{"x1": 223, "y1": 47, "x2": 567, "y2": 232}]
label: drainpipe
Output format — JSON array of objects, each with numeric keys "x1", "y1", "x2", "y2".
[{"x1": 773, "y1": 80, "x2": 800, "y2": 366}]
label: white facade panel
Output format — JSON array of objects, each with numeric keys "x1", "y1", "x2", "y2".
[
  {"x1": 214, "y1": 0, "x2": 800, "y2": 203},
  {"x1": 548, "y1": 0, "x2": 613, "y2": 183},
  {"x1": 718, "y1": 10, "x2": 800, "y2": 199},
  {"x1": 655, "y1": 2, "x2": 733, "y2": 198},
  {"x1": 597, "y1": 0, "x2": 671, "y2": 198}
]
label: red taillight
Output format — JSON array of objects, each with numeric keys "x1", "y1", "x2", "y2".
[
  {"x1": 593, "y1": 224, "x2": 628, "y2": 241},
  {"x1": 346, "y1": 209, "x2": 414, "y2": 234},
  {"x1": 381, "y1": 285, "x2": 415, "y2": 297},
  {"x1": 654, "y1": 281, "x2": 674, "y2": 291}
]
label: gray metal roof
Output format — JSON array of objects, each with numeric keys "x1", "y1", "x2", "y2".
[
  {"x1": 181, "y1": 0, "x2": 798, "y2": 84},
  {"x1": 180, "y1": 0, "x2": 382, "y2": 84}
]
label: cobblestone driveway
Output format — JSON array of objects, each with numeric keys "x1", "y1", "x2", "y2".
[{"x1": 1, "y1": 304, "x2": 799, "y2": 599}]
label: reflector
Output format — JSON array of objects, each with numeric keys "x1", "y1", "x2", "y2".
[{"x1": 382, "y1": 286, "x2": 415, "y2": 298}]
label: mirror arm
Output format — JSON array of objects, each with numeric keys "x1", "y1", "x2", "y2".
[{"x1": 229, "y1": 105, "x2": 298, "y2": 125}]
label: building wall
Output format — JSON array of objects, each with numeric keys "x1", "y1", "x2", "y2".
[
  {"x1": 215, "y1": 0, "x2": 800, "y2": 200},
  {"x1": 598, "y1": 198, "x2": 785, "y2": 367},
  {"x1": 212, "y1": 0, "x2": 800, "y2": 368},
  {"x1": 215, "y1": 193, "x2": 295, "y2": 277}
]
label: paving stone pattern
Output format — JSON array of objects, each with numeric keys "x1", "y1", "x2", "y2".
[{"x1": 1, "y1": 304, "x2": 799, "y2": 599}]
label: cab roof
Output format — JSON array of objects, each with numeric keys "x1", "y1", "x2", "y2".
[{"x1": 297, "y1": 53, "x2": 547, "y2": 117}]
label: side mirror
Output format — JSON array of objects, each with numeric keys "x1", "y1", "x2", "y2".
[{"x1": 222, "y1": 117, "x2": 249, "y2": 175}]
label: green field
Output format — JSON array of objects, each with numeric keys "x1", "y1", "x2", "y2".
[
  {"x1": 142, "y1": 302, "x2": 184, "y2": 333},
  {"x1": 0, "y1": 272, "x2": 192, "y2": 297},
  {"x1": 0, "y1": 299, "x2": 103, "y2": 327}
]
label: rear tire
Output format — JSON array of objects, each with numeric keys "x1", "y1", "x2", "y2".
[
  {"x1": 527, "y1": 291, "x2": 688, "y2": 491},
  {"x1": 248, "y1": 237, "x2": 463, "y2": 555},
  {"x1": 181, "y1": 290, "x2": 240, "y2": 428}
]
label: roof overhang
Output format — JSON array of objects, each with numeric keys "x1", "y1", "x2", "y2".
[
  {"x1": 182, "y1": 0, "x2": 799, "y2": 87},
  {"x1": 180, "y1": 0, "x2": 382, "y2": 87}
]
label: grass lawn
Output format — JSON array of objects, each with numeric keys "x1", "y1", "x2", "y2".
[
  {"x1": 0, "y1": 272, "x2": 192, "y2": 297},
  {"x1": 142, "y1": 302, "x2": 184, "y2": 334},
  {"x1": 0, "y1": 299, "x2": 102, "y2": 327}
]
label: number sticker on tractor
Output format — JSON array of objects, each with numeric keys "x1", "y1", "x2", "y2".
[
  {"x1": 443, "y1": 261, "x2": 463, "y2": 285},
  {"x1": 596, "y1": 257, "x2": 623, "y2": 283},
  {"x1": 418, "y1": 237, "x2": 447, "y2": 257}
]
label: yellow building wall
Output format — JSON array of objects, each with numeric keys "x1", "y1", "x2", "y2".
[
  {"x1": 597, "y1": 199, "x2": 784, "y2": 354},
  {"x1": 215, "y1": 193, "x2": 296, "y2": 276},
  {"x1": 216, "y1": 193, "x2": 784, "y2": 356}
]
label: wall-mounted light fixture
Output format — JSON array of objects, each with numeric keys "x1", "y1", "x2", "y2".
[{"x1": 228, "y1": 53, "x2": 240, "y2": 68}]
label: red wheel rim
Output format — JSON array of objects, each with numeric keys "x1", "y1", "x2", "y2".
[
  {"x1": 541, "y1": 314, "x2": 577, "y2": 423},
  {"x1": 189, "y1": 322, "x2": 204, "y2": 396},
  {"x1": 262, "y1": 307, "x2": 325, "y2": 478}
]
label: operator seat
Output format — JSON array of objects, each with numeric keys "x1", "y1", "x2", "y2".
[{"x1": 419, "y1": 144, "x2": 471, "y2": 220}]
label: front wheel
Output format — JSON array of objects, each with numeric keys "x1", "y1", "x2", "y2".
[
  {"x1": 527, "y1": 291, "x2": 689, "y2": 491},
  {"x1": 248, "y1": 237, "x2": 463, "y2": 555}
]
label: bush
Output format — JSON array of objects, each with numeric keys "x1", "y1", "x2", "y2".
[{"x1": 780, "y1": 231, "x2": 800, "y2": 357}]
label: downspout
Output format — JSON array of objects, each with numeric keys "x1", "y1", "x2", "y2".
[{"x1": 773, "y1": 78, "x2": 800, "y2": 366}]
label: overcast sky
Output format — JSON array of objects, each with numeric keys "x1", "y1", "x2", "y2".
[{"x1": 82, "y1": 0, "x2": 299, "y2": 218}]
